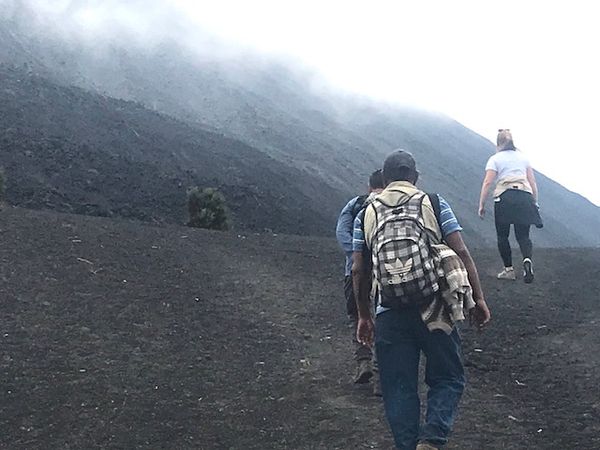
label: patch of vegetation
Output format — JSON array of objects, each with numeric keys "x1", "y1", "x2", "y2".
[{"x1": 187, "y1": 187, "x2": 230, "y2": 231}]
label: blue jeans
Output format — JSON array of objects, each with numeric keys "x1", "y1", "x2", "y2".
[{"x1": 375, "y1": 308, "x2": 465, "y2": 450}]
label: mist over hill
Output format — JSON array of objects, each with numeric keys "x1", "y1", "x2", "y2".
[{"x1": 1, "y1": 4, "x2": 599, "y2": 245}]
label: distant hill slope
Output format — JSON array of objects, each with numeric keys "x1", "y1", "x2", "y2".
[
  {"x1": 0, "y1": 12, "x2": 599, "y2": 245},
  {"x1": 0, "y1": 65, "x2": 343, "y2": 234}
]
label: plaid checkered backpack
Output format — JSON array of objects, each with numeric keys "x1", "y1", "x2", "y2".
[{"x1": 370, "y1": 192, "x2": 441, "y2": 308}]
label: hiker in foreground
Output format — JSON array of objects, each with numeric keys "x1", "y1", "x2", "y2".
[
  {"x1": 335, "y1": 170, "x2": 385, "y2": 385},
  {"x1": 478, "y1": 129, "x2": 543, "y2": 283},
  {"x1": 353, "y1": 150, "x2": 491, "y2": 450}
]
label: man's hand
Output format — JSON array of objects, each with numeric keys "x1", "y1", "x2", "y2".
[
  {"x1": 478, "y1": 204, "x2": 486, "y2": 219},
  {"x1": 356, "y1": 316, "x2": 374, "y2": 348},
  {"x1": 470, "y1": 299, "x2": 491, "y2": 330}
]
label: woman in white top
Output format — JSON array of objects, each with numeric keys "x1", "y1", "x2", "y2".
[{"x1": 478, "y1": 129, "x2": 542, "y2": 283}]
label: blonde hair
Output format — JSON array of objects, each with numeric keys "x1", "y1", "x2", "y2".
[{"x1": 497, "y1": 129, "x2": 516, "y2": 151}]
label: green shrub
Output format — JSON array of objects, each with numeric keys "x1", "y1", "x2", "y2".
[{"x1": 187, "y1": 187, "x2": 230, "y2": 231}]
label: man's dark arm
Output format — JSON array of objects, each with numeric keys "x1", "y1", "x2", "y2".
[
  {"x1": 352, "y1": 251, "x2": 372, "y2": 320},
  {"x1": 352, "y1": 250, "x2": 375, "y2": 346},
  {"x1": 444, "y1": 231, "x2": 491, "y2": 327}
]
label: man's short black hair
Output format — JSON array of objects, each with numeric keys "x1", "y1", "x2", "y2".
[{"x1": 369, "y1": 169, "x2": 385, "y2": 190}]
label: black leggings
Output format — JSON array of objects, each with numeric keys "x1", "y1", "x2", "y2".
[{"x1": 495, "y1": 222, "x2": 532, "y2": 268}]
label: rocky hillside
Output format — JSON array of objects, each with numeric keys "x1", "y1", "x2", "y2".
[{"x1": 0, "y1": 65, "x2": 342, "y2": 234}]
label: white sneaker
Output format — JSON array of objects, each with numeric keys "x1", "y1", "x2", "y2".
[
  {"x1": 497, "y1": 267, "x2": 516, "y2": 280},
  {"x1": 416, "y1": 443, "x2": 439, "y2": 450}
]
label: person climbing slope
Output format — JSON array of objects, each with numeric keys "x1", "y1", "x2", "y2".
[
  {"x1": 478, "y1": 129, "x2": 543, "y2": 283},
  {"x1": 354, "y1": 150, "x2": 491, "y2": 450},
  {"x1": 335, "y1": 170, "x2": 385, "y2": 384}
]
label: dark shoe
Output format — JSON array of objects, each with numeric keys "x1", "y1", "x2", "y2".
[
  {"x1": 353, "y1": 360, "x2": 373, "y2": 384},
  {"x1": 523, "y1": 258, "x2": 534, "y2": 283}
]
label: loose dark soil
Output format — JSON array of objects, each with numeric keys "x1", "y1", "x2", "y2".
[{"x1": 1, "y1": 206, "x2": 599, "y2": 449}]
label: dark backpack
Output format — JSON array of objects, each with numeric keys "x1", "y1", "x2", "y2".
[
  {"x1": 350, "y1": 194, "x2": 369, "y2": 220},
  {"x1": 370, "y1": 192, "x2": 442, "y2": 308}
]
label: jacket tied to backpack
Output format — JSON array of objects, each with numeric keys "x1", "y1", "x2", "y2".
[{"x1": 423, "y1": 244, "x2": 476, "y2": 333}]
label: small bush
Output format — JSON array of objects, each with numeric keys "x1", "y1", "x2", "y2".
[{"x1": 187, "y1": 187, "x2": 230, "y2": 231}]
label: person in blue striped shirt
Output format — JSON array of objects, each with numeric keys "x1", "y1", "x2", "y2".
[{"x1": 335, "y1": 170, "x2": 385, "y2": 385}]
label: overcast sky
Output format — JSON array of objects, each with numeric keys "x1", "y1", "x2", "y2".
[{"x1": 8, "y1": 0, "x2": 600, "y2": 205}]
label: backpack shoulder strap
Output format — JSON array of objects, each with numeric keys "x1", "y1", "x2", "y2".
[
  {"x1": 427, "y1": 193, "x2": 442, "y2": 226},
  {"x1": 425, "y1": 193, "x2": 445, "y2": 244},
  {"x1": 362, "y1": 200, "x2": 380, "y2": 249}
]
